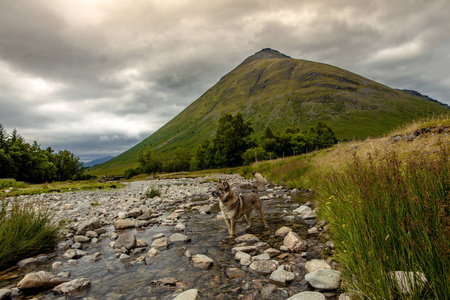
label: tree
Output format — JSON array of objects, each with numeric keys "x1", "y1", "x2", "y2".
[{"x1": 138, "y1": 147, "x2": 162, "y2": 175}]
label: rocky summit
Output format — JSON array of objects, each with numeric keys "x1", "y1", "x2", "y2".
[{"x1": 3, "y1": 174, "x2": 344, "y2": 299}]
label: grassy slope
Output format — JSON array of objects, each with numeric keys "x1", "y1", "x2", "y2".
[{"x1": 89, "y1": 55, "x2": 448, "y2": 176}]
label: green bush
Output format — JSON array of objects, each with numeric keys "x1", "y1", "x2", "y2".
[
  {"x1": 145, "y1": 187, "x2": 160, "y2": 198},
  {"x1": 0, "y1": 199, "x2": 60, "y2": 269},
  {"x1": 0, "y1": 178, "x2": 28, "y2": 189}
]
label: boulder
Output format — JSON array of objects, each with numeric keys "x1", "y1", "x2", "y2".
[
  {"x1": 191, "y1": 254, "x2": 213, "y2": 269},
  {"x1": 305, "y1": 269, "x2": 341, "y2": 290},
  {"x1": 0, "y1": 289, "x2": 12, "y2": 300},
  {"x1": 76, "y1": 217, "x2": 101, "y2": 235},
  {"x1": 283, "y1": 231, "x2": 307, "y2": 253},
  {"x1": 113, "y1": 232, "x2": 137, "y2": 250},
  {"x1": 53, "y1": 278, "x2": 91, "y2": 294}
]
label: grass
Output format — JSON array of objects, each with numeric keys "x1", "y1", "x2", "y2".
[
  {"x1": 0, "y1": 199, "x2": 60, "y2": 269},
  {"x1": 315, "y1": 147, "x2": 449, "y2": 299},
  {"x1": 0, "y1": 179, "x2": 28, "y2": 189},
  {"x1": 1, "y1": 180, "x2": 124, "y2": 197}
]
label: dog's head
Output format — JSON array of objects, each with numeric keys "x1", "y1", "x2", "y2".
[{"x1": 212, "y1": 180, "x2": 231, "y2": 202}]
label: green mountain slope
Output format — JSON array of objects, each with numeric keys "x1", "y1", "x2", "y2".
[{"x1": 91, "y1": 48, "x2": 449, "y2": 174}]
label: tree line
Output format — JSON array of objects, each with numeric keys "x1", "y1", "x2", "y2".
[
  {"x1": 128, "y1": 113, "x2": 337, "y2": 177},
  {"x1": 0, "y1": 125, "x2": 85, "y2": 183}
]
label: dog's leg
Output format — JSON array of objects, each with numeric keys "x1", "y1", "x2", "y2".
[
  {"x1": 244, "y1": 211, "x2": 252, "y2": 228},
  {"x1": 256, "y1": 203, "x2": 268, "y2": 227},
  {"x1": 230, "y1": 220, "x2": 237, "y2": 237}
]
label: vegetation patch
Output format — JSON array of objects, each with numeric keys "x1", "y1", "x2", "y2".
[{"x1": 0, "y1": 199, "x2": 60, "y2": 269}]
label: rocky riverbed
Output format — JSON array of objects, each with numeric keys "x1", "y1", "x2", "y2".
[{"x1": 0, "y1": 174, "x2": 348, "y2": 300}]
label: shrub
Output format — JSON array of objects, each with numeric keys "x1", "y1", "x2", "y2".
[{"x1": 145, "y1": 187, "x2": 160, "y2": 198}]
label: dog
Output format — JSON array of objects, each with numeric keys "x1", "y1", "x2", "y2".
[
  {"x1": 253, "y1": 172, "x2": 268, "y2": 190},
  {"x1": 212, "y1": 180, "x2": 268, "y2": 237}
]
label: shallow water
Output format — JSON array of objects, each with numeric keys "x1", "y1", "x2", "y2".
[{"x1": 1, "y1": 188, "x2": 325, "y2": 299}]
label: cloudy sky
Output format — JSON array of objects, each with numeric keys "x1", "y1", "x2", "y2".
[{"x1": 1, "y1": 0, "x2": 449, "y2": 162}]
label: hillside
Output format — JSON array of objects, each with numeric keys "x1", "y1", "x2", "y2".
[{"x1": 91, "y1": 48, "x2": 449, "y2": 175}]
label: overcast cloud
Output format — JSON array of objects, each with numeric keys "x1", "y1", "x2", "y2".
[{"x1": 1, "y1": 0, "x2": 449, "y2": 162}]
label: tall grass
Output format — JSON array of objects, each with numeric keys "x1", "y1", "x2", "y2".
[
  {"x1": 0, "y1": 178, "x2": 28, "y2": 189},
  {"x1": 316, "y1": 147, "x2": 449, "y2": 299},
  {"x1": 0, "y1": 199, "x2": 60, "y2": 269}
]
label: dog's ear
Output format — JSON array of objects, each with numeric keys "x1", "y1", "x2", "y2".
[
  {"x1": 224, "y1": 181, "x2": 230, "y2": 189},
  {"x1": 218, "y1": 179, "x2": 222, "y2": 183}
]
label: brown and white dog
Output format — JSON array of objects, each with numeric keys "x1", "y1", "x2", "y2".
[{"x1": 212, "y1": 180, "x2": 268, "y2": 237}]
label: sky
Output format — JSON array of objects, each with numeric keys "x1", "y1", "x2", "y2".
[{"x1": 1, "y1": 0, "x2": 449, "y2": 162}]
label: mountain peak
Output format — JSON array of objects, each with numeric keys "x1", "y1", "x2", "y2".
[{"x1": 240, "y1": 48, "x2": 291, "y2": 65}]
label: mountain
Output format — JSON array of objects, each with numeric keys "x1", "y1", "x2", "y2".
[
  {"x1": 84, "y1": 156, "x2": 114, "y2": 168},
  {"x1": 90, "y1": 48, "x2": 449, "y2": 174}
]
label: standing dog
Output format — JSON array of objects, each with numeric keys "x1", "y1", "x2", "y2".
[{"x1": 212, "y1": 180, "x2": 268, "y2": 237}]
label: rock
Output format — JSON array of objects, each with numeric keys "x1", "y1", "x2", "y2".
[
  {"x1": 71, "y1": 242, "x2": 82, "y2": 249},
  {"x1": 172, "y1": 222, "x2": 186, "y2": 232},
  {"x1": 305, "y1": 259, "x2": 331, "y2": 273},
  {"x1": 264, "y1": 248, "x2": 281, "y2": 258},
  {"x1": 388, "y1": 271, "x2": 428, "y2": 295},
  {"x1": 248, "y1": 259, "x2": 278, "y2": 275},
  {"x1": 74, "y1": 235, "x2": 90, "y2": 243},
  {"x1": 113, "y1": 219, "x2": 136, "y2": 230},
  {"x1": 126, "y1": 208, "x2": 142, "y2": 218},
  {"x1": 251, "y1": 253, "x2": 271, "y2": 261},
  {"x1": 308, "y1": 227, "x2": 320, "y2": 234},
  {"x1": 113, "y1": 232, "x2": 137, "y2": 250},
  {"x1": 17, "y1": 271, "x2": 67, "y2": 290},
  {"x1": 152, "y1": 233, "x2": 165, "y2": 240},
  {"x1": 17, "y1": 257, "x2": 38, "y2": 268},
  {"x1": 53, "y1": 278, "x2": 91, "y2": 294},
  {"x1": 85, "y1": 231, "x2": 98, "y2": 238},
  {"x1": 199, "y1": 205, "x2": 212, "y2": 214},
  {"x1": 147, "y1": 247, "x2": 159, "y2": 257},
  {"x1": 67, "y1": 259, "x2": 78, "y2": 266},
  {"x1": 173, "y1": 288, "x2": 199, "y2": 300},
  {"x1": 169, "y1": 233, "x2": 191, "y2": 244},
  {"x1": 52, "y1": 262, "x2": 63, "y2": 269},
  {"x1": 93, "y1": 252, "x2": 102, "y2": 261},
  {"x1": 136, "y1": 239, "x2": 148, "y2": 247},
  {"x1": 235, "y1": 234, "x2": 260, "y2": 244},
  {"x1": 62, "y1": 249, "x2": 84, "y2": 259},
  {"x1": 293, "y1": 205, "x2": 312, "y2": 215},
  {"x1": 283, "y1": 231, "x2": 307, "y2": 253},
  {"x1": 305, "y1": 269, "x2": 341, "y2": 290},
  {"x1": 0, "y1": 289, "x2": 12, "y2": 300},
  {"x1": 191, "y1": 254, "x2": 213, "y2": 269},
  {"x1": 119, "y1": 254, "x2": 131, "y2": 263},
  {"x1": 269, "y1": 265, "x2": 295, "y2": 285},
  {"x1": 302, "y1": 210, "x2": 317, "y2": 219},
  {"x1": 151, "y1": 237, "x2": 169, "y2": 250},
  {"x1": 235, "y1": 251, "x2": 251, "y2": 266},
  {"x1": 275, "y1": 226, "x2": 293, "y2": 237},
  {"x1": 287, "y1": 291, "x2": 326, "y2": 300},
  {"x1": 226, "y1": 267, "x2": 246, "y2": 279},
  {"x1": 339, "y1": 293, "x2": 352, "y2": 300},
  {"x1": 76, "y1": 217, "x2": 101, "y2": 235},
  {"x1": 231, "y1": 245, "x2": 258, "y2": 254}
]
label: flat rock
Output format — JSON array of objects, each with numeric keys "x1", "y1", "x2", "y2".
[
  {"x1": 305, "y1": 269, "x2": 341, "y2": 290},
  {"x1": 113, "y1": 219, "x2": 136, "y2": 230},
  {"x1": 226, "y1": 267, "x2": 246, "y2": 279},
  {"x1": 231, "y1": 245, "x2": 258, "y2": 254},
  {"x1": 305, "y1": 259, "x2": 331, "y2": 273},
  {"x1": 169, "y1": 233, "x2": 191, "y2": 243},
  {"x1": 114, "y1": 232, "x2": 137, "y2": 250},
  {"x1": 251, "y1": 253, "x2": 270, "y2": 261},
  {"x1": 17, "y1": 257, "x2": 38, "y2": 268},
  {"x1": 293, "y1": 205, "x2": 312, "y2": 215},
  {"x1": 249, "y1": 259, "x2": 278, "y2": 275},
  {"x1": 302, "y1": 211, "x2": 317, "y2": 219},
  {"x1": 76, "y1": 217, "x2": 101, "y2": 235},
  {"x1": 283, "y1": 231, "x2": 307, "y2": 253},
  {"x1": 74, "y1": 235, "x2": 90, "y2": 243},
  {"x1": 287, "y1": 291, "x2": 326, "y2": 300},
  {"x1": 191, "y1": 254, "x2": 213, "y2": 269},
  {"x1": 53, "y1": 278, "x2": 91, "y2": 294}
]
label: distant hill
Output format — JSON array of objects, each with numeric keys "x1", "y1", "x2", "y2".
[
  {"x1": 84, "y1": 156, "x2": 114, "y2": 168},
  {"x1": 90, "y1": 48, "x2": 449, "y2": 175}
]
